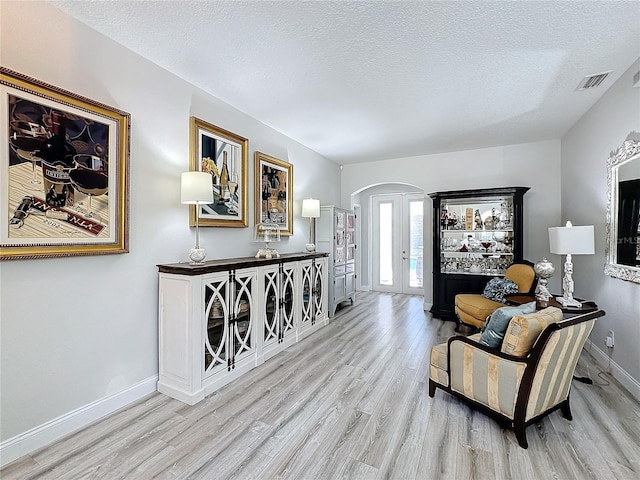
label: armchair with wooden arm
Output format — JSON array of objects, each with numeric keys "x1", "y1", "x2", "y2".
[{"x1": 429, "y1": 308, "x2": 605, "y2": 448}]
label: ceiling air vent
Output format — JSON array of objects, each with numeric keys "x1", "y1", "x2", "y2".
[{"x1": 575, "y1": 71, "x2": 611, "y2": 91}]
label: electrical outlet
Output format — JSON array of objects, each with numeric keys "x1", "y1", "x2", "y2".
[{"x1": 605, "y1": 330, "x2": 615, "y2": 348}]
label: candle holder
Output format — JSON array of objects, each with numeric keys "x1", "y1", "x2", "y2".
[{"x1": 254, "y1": 213, "x2": 281, "y2": 259}]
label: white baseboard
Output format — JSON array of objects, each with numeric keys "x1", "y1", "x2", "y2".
[
  {"x1": 358, "y1": 284, "x2": 372, "y2": 292},
  {"x1": 0, "y1": 375, "x2": 158, "y2": 468},
  {"x1": 423, "y1": 301, "x2": 433, "y2": 311},
  {"x1": 585, "y1": 339, "x2": 640, "y2": 401}
]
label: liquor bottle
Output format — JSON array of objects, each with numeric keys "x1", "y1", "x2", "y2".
[
  {"x1": 474, "y1": 209, "x2": 483, "y2": 230},
  {"x1": 440, "y1": 208, "x2": 448, "y2": 230},
  {"x1": 262, "y1": 184, "x2": 270, "y2": 216},
  {"x1": 268, "y1": 188, "x2": 278, "y2": 212},
  {"x1": 277, "y1": 185, "x2": 286, "y2": 213},
  {"x1": 39, "y1": 112, "x2": 77, "y2": 207},
  {"x1": 219, "y1": 151, "x2": 229, "y2": 203}
]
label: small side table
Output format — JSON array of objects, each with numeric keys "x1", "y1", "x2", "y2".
[{"x1": 505, "y1": 294, "x2": 598, "y2": 314}]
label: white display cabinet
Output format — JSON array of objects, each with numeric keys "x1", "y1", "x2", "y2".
[
  {"x1": 317, "y1": 206, "x2": 356, "y2": 317},
  {"x1": 428, "y1": 187, "x2": 529, "y2": 320}
]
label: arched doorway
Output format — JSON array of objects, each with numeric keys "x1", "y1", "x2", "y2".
[{"x1": 351, "y1": 183, "x2": 425, "y2": 295}]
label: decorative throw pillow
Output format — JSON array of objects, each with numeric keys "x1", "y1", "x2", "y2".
[
  {"x1": 478, "y1": 301, "x2": 536, "y2": 348},
  {"x1": 482, "y1": 277, "x2": 519, "y2": 303},
  {"x1": 500, "y1": 307, "x2": 563, "y2": 357}
]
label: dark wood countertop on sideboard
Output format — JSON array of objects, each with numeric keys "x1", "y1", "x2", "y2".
[{"x1": 158, "y1": 252, "x2": 329, "y2": 275}]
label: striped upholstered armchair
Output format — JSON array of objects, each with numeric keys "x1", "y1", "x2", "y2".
[{"x1": 429, "y1": 307, "x2": 605, "y2": 448}]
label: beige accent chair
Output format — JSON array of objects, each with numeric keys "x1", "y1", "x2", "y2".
[
  {"x1": 455, "y1": 262, "x2": 537, "y2": 330},
  {"x1": 429, "y1": 307, "x2": 605, "y2": 448}
]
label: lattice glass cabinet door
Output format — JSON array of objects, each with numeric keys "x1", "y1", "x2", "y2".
[
  {"x1": 263, "y1": 268, "x2": 279, "y2": 345},
  {"x1": 313, "y1": 259, "x2": 324, "y2": 323},
  {"x1": 300, "y1": 261, "x2": 313, "y2": 327},
  {"x1": 281, "y1": 263, "x2": 296, "y2": 339},
  {"x1": 204, "y1": 276, "x2": 229, "y2": 375},
  {"x1": 231, "y1": 271, "x2": 254, "y2": 366}
]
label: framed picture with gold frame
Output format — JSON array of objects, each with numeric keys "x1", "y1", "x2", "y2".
[
  {"x1": 0, "y1": 67, "x2": 130, "y2": 260},
  {"x1": 254, "y1": 151, "x2": 293, "y2": 236},
  {"x1": 189, "y1": 116, "x2": 248, "y2": 228}
]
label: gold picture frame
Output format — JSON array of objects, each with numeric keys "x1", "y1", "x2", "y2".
[
  {"x1": 189, "y1": 116, "x2": 248, "y2": 228},
  {"x1": 254, "y1": 151, "x2": 293, "y2": 236},
  {"x1": 0, "y1": 67, "x2": 130, "y2": 260}
]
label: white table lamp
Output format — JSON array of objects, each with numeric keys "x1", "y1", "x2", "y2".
[
  {"x1": 181, "y1": 171, "x2": 214, "y2": 264},
  {"x1": 302, "y1": 198, "x2": 321, "y2": 252},
  {"x1": 548, "y1": 221, "x2": 595, "y2": 307}
]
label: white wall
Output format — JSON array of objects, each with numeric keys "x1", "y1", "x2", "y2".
[
  {"x1": 2, "y1": 1, "x2": 637, "y2": 465},
  {"x1": 342, "y1": 139, "x2": 563, "y2": 305},
  {"x1": 0, "y1": 0, "x2": 340, "y2": 455},
  {"x1": 561, "y1": 58, "x2": 640, "y2": 395}
]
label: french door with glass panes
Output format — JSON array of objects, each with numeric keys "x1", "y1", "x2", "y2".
[{"x1": 372, "y1": 193, "x2": 424, "y2": 294}]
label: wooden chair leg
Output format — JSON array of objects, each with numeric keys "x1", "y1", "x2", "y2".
[
  {"x1": 514, "y1": 419, "x2": 529, "y2": 449},
  {"x1": 428, "y1": 379, "x2": 436, "y2": 398},
  {"x1": 560, "y1": 399, "x2": 573, "y2": 420}
]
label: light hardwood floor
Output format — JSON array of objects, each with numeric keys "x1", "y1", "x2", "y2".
[{"x1": 2, "y1": 291, "x2": 639, "y2": 479}]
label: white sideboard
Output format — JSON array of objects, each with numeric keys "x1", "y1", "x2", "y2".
[{"x1": 157, "y1": 253, "x2": 328, "y2": 405}]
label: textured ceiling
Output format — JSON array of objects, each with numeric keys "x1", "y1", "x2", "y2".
[{"x1": 49, "y1": 0, "x2": 640, "y2": 164}]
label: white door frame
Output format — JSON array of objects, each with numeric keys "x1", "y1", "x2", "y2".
[
  {"x1": 401, "y1": 194, "x2": 424, "y2": 295},
  {"x1": 354, "y1": 203, "x2": 363, "y2": 291},
  {"x1": 372, "y1": 195, "x2": 401, "y2": 293},
  {"x1": 371, "y1": 193, "x2": 423, "y2": 295}
]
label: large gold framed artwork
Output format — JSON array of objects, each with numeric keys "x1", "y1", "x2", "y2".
[
  {"x1": 189, "y1": 116, "x2": 248, "y2": 228},
  {"x1": 0, "y1": 68, "x2": 130, "y2": 260},
  {"x1": 254, "y1": 151, "x2": 293, "y2": 236}
]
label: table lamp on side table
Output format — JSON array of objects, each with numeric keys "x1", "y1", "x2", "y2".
[
  {"x1": 181, "y1": 171, "x2": 214, "y2": 264},
  {"x1": 302, "y1": 198, "x2": 320, "y2": 252},
  {"x1": 548, "y1": 221, "x2": 595, "y2": 308}
]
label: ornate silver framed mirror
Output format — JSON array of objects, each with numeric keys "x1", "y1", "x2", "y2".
[{"x1": 604, "y1": 132, "x2": 640, "y2": 283}]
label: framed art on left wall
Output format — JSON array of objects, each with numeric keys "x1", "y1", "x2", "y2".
[
  {"x1": 190, "y1": 116, "x2": 248, "y2": 228},
  {"x1": 0, "y1": 67, "x2": 131, "y2": 260}
]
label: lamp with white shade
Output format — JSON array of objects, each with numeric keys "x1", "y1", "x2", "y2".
[
  {"x1": 302, "y1": 198, "x2": 321, "y2": 252},
  {"x1": 181, "y1": 171, "x2": 214, "y2": 264},
  {"x1": 548, "y1": 221, "x2": 595, "y2": 307}
]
